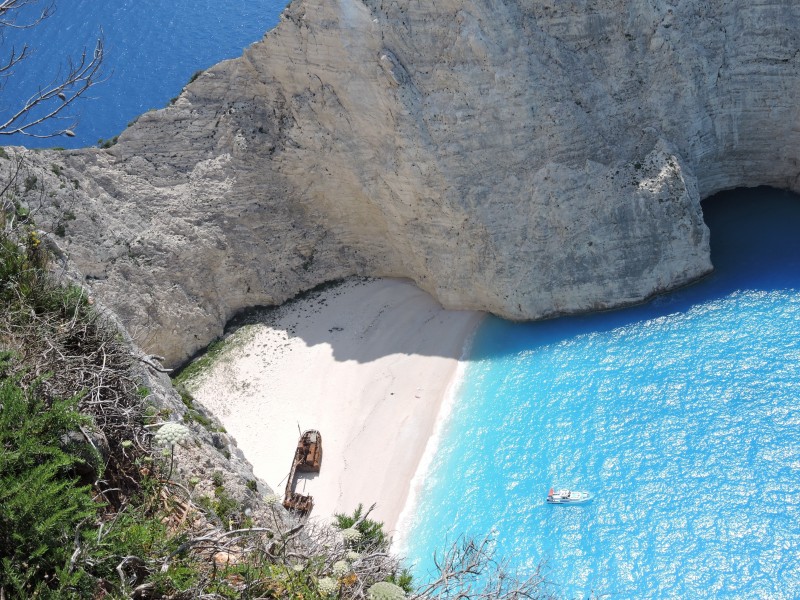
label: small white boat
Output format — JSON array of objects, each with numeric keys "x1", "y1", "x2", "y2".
[{"x1": 546, "y1": 487, "x2": 592, "y2": 504}]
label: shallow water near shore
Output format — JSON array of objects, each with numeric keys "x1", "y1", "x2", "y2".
[{"x1": 403, "y1": 187, "x2": 800, "y2": 599}]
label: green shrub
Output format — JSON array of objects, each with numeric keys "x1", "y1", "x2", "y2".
[
  {"x1": 88, "y1": 487, "x2": 168, "y2": 566},
  {"x1": 387, "y1": 568, "x2": 414, "y2": 594},
  {"x1": 0, "y1": 377, "x2": 96, "y2": 595},
  {"x1": 334, "y1": 504, "x2": 388, "y2": 551},
  {"x1": 97, "y1": 136, "x2": 118, "y2": 149},
  {"x1": 172, "y1": 338, "x2": 226, "y2": 384}
]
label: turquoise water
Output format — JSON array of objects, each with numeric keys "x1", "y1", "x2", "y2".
[
  {"x1": 0, "y1": 0, "x2": 289, "y2": 148},
  {"x1": 403, "y1": 187, "x2": 800, "y2": 599}
]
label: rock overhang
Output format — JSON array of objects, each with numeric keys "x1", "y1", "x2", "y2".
[{"x1": 3, "y1": 0, "x2": 799, "y2": 366}]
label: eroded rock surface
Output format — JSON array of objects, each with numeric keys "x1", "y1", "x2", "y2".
[{"x1": 7, "y1": 0, "x2": 800, "y2": 365}]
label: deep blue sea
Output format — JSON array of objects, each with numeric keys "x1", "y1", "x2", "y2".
[
  {"x1": 0, "y1": 0, "x2": 289, "y2": 148},
  {"x1": 403, "y1": 188, "x2": 800, "y2": 599}
]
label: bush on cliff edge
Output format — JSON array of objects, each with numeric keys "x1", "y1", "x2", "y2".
[{"x1": 0, "y1": 373, "x2": 97, "y2": 597}]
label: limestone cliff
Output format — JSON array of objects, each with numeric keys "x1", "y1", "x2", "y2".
[{"x1": 7, "y1": 0, "x2": 800, "y2": 366}]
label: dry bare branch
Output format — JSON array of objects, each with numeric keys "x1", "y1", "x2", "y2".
[
  {"x1": 411, "y1": 535, "x2": 555, "y2": 600},
  {"x1": 0, "y1": 0, "x2": 53, "y2": 29},
  {"x1": 0, "y1": 0, "x2": 104, "y2": 138}
]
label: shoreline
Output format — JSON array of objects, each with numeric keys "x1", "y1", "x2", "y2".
[
  {"x1": 393, "y1": 324, "x2": 477, "y2": 554},
  {"x1": 184, "y1": 277, "x2": 483, "y2": 534}
]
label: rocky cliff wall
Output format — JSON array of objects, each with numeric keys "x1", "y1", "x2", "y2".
[{"x1": 7, "y1": 0, "x2": 800, "y2": 366}]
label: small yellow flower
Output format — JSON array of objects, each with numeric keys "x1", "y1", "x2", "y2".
[{"x1": 341, "y1": 572, "x2": 359, "y2": 587}]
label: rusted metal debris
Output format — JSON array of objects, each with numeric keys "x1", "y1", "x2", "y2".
[{"x1": 283, "y1": 430, "x2": 323, "y2": 515}]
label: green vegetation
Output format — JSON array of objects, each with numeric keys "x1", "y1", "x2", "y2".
[
  {"x1": 172, "y1": 325, "x2": 258, "y2": 391},
  {"x1": 0, "y1": 375, "x2": 96, "y2": 597},
  {"x1": 334, "y1": 503, "x2": 388, "y2": 552},
  {"x1": 0, "y1": 213, "x2": 266, "y2": 598},
  {"x1": 386, "y1": 570, "x2": 414, "y2": 595},
  {"x1": 176, "y1": 383, "x2": 225, "y2": 432},
  {"x1": 213, "y1": 488, "x2": 240, "y2": 530},
  {"x1": 0, "y1": 212, "x2": 150, "y2": 597},
  {"x1": 23, "y1": 174, "x2": 37, "y2": 191},
  {"x1": 97, "y1": 136, "x2": 118, "y2": 149},
  {"x1": 0, "y1": 208, "x2": 224, "y2": 597},
  {"x1": 212, "y1": 470, "x2": 225, "y2": 487},
  {"x1": 173, "y1": 338, "x2": 227, "y2": 384}
]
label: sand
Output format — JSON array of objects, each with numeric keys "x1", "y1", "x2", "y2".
[{"x1": 184, "y1": 277, "x2": 482, "y2": 534}]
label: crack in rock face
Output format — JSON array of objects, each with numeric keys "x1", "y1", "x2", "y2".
[{"x1": 7, "y1": 0, "x2": 800, "y2": 366}]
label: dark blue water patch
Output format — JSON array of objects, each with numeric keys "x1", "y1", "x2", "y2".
[
  {"x1": 704, "y1": 187, "x2": 800, "y2": 286},
  {"x1": 0, "y1": 0, "x2": 289, "y2": 148},
  {"x1": 403, "y1": 187, "x2": 800, "y2": 599}
]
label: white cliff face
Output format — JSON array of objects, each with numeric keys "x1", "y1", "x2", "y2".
[{"x1": 8, "y1": 0, "x2": 800, "y2": 366}]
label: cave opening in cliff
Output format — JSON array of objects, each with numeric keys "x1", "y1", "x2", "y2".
[{"x1": 700, "y1": 186, "x2": 800, "y2": 293}]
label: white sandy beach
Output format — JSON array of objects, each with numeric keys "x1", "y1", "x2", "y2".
[{"x1": 185, "y1": 278, "x2": 482, "y2": 534}]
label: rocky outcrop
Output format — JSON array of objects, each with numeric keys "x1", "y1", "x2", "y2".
[{"x1": 6, "y1": 0, "x2": 800, "y2": 366}]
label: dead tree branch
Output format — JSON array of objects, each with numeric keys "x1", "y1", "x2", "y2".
[
  {"x1": 0, "y1": 0, "x2": 104, "y2": 138},
  {"x1": 412, "y1": 536, "x2": 555, "y2": 600}
]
